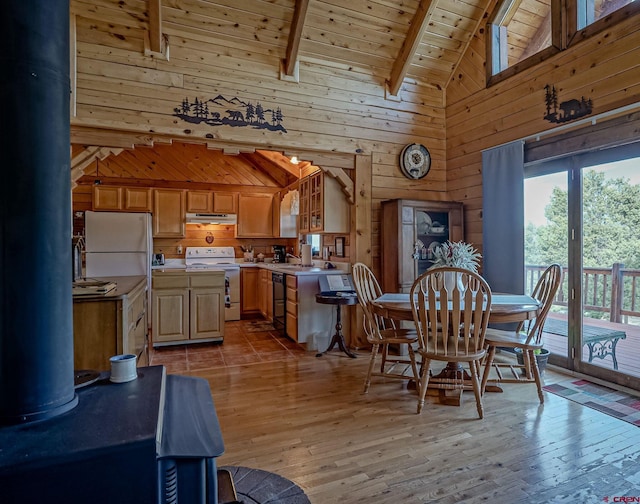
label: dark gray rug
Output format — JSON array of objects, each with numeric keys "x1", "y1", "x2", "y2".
[{"x1": 220, "y1": 466, "x2": 311, "y2": 504}]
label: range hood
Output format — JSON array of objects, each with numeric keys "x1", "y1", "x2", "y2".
[{"x1": 186, "y1": 213, "x2": 237, "y2": 225}]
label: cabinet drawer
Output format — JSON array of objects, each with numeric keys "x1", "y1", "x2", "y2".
[
  {"x1": 189, "y1": 273, "x2": 225, "y2": 288},
  {"x1": 286, "y1": 286, "x2": 297, "y2": 303},
  {"x1": 286, "y1": 312, "x2": 298, "y2": 341},
  {"x1": 153, "y1": 275, "x2": 189, "y2": 289},
  {"x1": 286, "y1": 275, "x2": 297, "y2": 289},
  {"x1": 286, "y1": 299, "x2": 297, "y2": 316}
]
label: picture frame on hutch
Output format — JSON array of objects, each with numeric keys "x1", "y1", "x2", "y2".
[{"x1": 335, "y1": 237, "x2": 345, "y2": 257}]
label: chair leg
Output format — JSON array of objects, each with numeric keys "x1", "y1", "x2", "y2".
[
  {"x1": 380, "y1": 343, "x2": 389, "y2": 374},
  {"x1": 417, "y1": 357, "x2": 431, "y2": 414},
  {"x1": 469, "y1": 360, "x2": 484, "y2": 419},
  {"x1": 364, "y1": 344, "x2": 380, "y2": 394},
  {"x1": 407, "y1": 344, "x2": 419, "y2": 384},
  {"x1": 529, "y1": 349, "x2": 545, "y2": 404},
  {"x1": 480, "y1": 346, "x2": 496, "y2": 396}
]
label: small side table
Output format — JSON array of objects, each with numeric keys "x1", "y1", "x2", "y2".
[{"x1": 315, "y1": 293, "x2": 359, "y2": 358}]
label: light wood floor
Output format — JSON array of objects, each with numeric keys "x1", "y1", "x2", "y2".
[{"x1": 151, "y1": 321, "x2": 640, "y2": 503}]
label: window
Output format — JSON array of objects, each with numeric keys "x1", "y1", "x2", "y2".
[{"x1": 487, "y1": 0, "x2": 639, "y2": 85}]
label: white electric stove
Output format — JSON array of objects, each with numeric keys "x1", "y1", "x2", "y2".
[{"x1": 185, "y1": 247, "x2": 240, "y2": 321}]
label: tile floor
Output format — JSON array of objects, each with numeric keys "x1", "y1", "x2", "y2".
[{"x1": 149, "y1": 319, "x2": 307, "y2": 374}]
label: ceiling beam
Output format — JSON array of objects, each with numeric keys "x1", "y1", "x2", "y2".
[
  {"x1": 70, "y1": 146, "x2": 122, "y2": 189},
  {"x1": 283, "y1": 0, "x2": 310, "y2": 76},
  {"x1": 148, "y1": 0, "x2": 162, "y2": 53},
  {"x1": 255, "y1": 150, "x2": 301, "y2": 178},
  {"x1": 239, "y1": 152, "x2": 294, "y2": 187},
  {"x1": 387, "y1": 0, "x2": 434, "y2": 96}
]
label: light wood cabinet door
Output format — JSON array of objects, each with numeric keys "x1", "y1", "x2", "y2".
[
  {"x1": 187, "y1": 191, "x2": 213, "y2": 213},
  {"x1": 259, "y1": 269, "x2": 269, "y2": 317},
  {"x1": 286, "y1": 275, "x2": 298, "y2": 341},
  {"x1": 93, "y1": 186, "x2": 122, "y2": 211},
  {"x1": 190, "y1": 288, "x2": 224, "y2": 339},
  {"x1": 241, "y1": 268, "x2": 260, "y2": 314},
  {"x1": 297, "y1": 172, "x2": 349, "y2": 234},
  {"x1": 213, "y1": 192, "x2": 238, "y2": 213},
  {"x1": 152, "y1": 289, "x2": 189, "y2": 342},
  {"x1": 124, "y1": 187, "x2": 152, "y2": 212},
  {"x1": 153, "y1": 188, "x2": 185, "y2": 237},
  {"x1": 237, "y1": 193, "x2": 274, "y2": 237},
  {"x1": 298, "y1": 177, "x2": 310, "y2": 233}
]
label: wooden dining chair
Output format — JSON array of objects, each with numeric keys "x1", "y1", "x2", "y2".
[
  {"x1": 410, "y1": 267, "x2": 492, "y2": 418},
  {"x1": 351, "y1": 263, "x2": 419, "y2": 394},
  {"x1": 480, "y1": 263, "x2": 562, "y2": 403}
]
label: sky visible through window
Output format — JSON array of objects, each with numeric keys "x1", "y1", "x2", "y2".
[{"x1": 524, "y1": 157, "x2": 640, "y2": 226}]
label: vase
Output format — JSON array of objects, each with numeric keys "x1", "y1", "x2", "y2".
[{"x1": 443, "y1": 271, "x2": 465, "y2": 293}]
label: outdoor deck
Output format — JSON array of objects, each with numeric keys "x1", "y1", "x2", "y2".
[{"x1": 543, "y1": 314, "x2": 640, "y2": 378}]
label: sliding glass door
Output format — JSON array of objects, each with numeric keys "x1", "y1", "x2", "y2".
[
  {"x1": 524, "y1": 154, "x2": 640, "y2": 389},
  {"x1": 579, "y1": 158, "x2": 640, "y2": 381}
]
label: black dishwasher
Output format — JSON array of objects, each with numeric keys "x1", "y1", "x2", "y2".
[{"x1": 272, "y1": 272, "x2": 286, "y2": 336}]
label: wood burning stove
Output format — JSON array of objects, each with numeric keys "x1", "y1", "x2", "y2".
[{"x1": 0, "y1": 366, "x2": 227, "y2": 504}]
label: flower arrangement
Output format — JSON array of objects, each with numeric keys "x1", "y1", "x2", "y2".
[{"x1": 429, "y1": 240, "x2": 482, "y2": 273}]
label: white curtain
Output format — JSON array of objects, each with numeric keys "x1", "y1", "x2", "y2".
[{"x1": 482, "y1": 141, "x2": 525, "y2": 295}]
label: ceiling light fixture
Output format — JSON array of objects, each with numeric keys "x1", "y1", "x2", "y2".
[{"x1": 290, "y1": 156, "x2": 299, "y2": 165}]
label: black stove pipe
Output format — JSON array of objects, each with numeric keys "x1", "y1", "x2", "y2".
[{"x1": 0, "y1": 0, "x2": 77, "y2": 424}]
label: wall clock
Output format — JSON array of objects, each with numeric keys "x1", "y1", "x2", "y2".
[{"x1": 400, "y1": 143, "x2": 431, "y2": 180}]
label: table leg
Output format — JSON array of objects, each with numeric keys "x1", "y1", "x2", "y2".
[{"x1": 323, "y1": 305, "x2": 357, "y2": 358}]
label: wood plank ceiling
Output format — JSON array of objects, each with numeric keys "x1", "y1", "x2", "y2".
[{"x1": 72, "y1": 0, "x2": 549, "y2": 186}]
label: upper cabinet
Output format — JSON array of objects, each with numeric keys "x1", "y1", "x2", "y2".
[
  {"x1": 236, "y1": 193, "x2": 274, "y2": 238},
  {"x1": 299, "y1": 171, "x2": 349, "y2": 234},
  {"x1": 93, "y1": 186, "x2": 151, "y2": 212},
  {"x1": 186, "y1": 191, "x2": 212, "y2": 213},
  {"x1": 153, "y1": 188, "x2": 186, "y2": 238},
  {"x1": 380, "y1": 199, "x2": 464, "y2": 293},
  {"x1": 213, "y1": 192, "x2": 237, "y2": 213},
  {"x1": 186, "y1": 191, "x2": 238, "y2": 214}
]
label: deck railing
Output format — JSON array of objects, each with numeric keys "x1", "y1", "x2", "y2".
[{"x1": 525, "y1": 264, "x2": 640, "y2": 323}]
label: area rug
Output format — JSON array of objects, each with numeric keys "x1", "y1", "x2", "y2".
[
  {"x1": 543, "y1": 379, "x2": 640, "y2": 426},
  {"x1": 246, "y1": 321, "x2": 276, "y2": 332},
  {"x1": 219, "y1": 466, "x2": 310, "y2": 504}
]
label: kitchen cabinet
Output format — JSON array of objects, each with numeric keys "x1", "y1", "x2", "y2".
[
  {"x1": 93, "y1": 186, "x2": 152, "y2": 212},
  {"x1": 153, "y1": 188, "x2": 186, "y2": 238},
  {"x1": 298, "y1": 177, "x2": 310, "y2": 233},
  {"x1": 241, "y1": 267, "x2": 260, "y2": 315},
  {"x1": 213, "y1": 192, "x2": 238, "y2": 213},
  {"x1": 152, "y1": 271, "x2": 225, "y2": 346},
  {"x1": 73, "y1": 276, "x2": 148, "y2": 371},
  {"x1": 258, "y1": 268, "x2": 273, "y2": 320},
  {"x1": 186, "y1": 190, "x2": 212, "y2": 213},
  {"x1": 299, "y1": 171, "x2": 349, "y2": 234},
  {"x1": 380, "y1": 199, "x2": 464, "y2": 293},
  {"x1": 285, "y1": 274, "x2": 298, "y2": 341},
  {"x1": 237, "y1": 193, "x2": 274, "y2": 237},
  {"x1": 284, "y1": 273, "x2": 335, "y2": 345}
]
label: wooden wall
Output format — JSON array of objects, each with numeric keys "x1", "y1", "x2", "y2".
[
  {"x1": 69, "y1": 1, "x2": 640, "y2": 275},
  {"x1": 445, "y1": 11, "x2": 640, "y2": 252},
  {"x1": 69, "y1": 0, "x2": 450, "y2": 275}
]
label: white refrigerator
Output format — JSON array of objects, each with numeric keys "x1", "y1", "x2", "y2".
[{"x1": 85, "y1": 211, "x2": 153, "y2": 279}]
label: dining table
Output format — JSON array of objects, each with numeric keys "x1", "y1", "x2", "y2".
[{"x1": 371, "y1": 292, "x2": 541, "y2": 406}]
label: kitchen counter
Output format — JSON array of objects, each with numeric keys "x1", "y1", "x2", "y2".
[
  {"x1": 153, "y1": 258, "x2": 348, "y2": 276},
  {"x1": 73, "y1": 275, "x2": 147, "y2": 300},
  {"x1": 239, "y1": 262, "x2": 349, "y2": 276},
  {"x1": 73, "y1": 275, "x2": 148, "y2": 371}
]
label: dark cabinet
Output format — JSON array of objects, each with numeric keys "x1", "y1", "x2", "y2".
[{"x1": 381, "y1": 199, "x2": 464, "y2": 293}]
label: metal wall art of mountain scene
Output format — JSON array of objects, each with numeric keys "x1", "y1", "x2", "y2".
[{"x1": 174, "y1": 95, "x2": 287, "y2": 133}]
